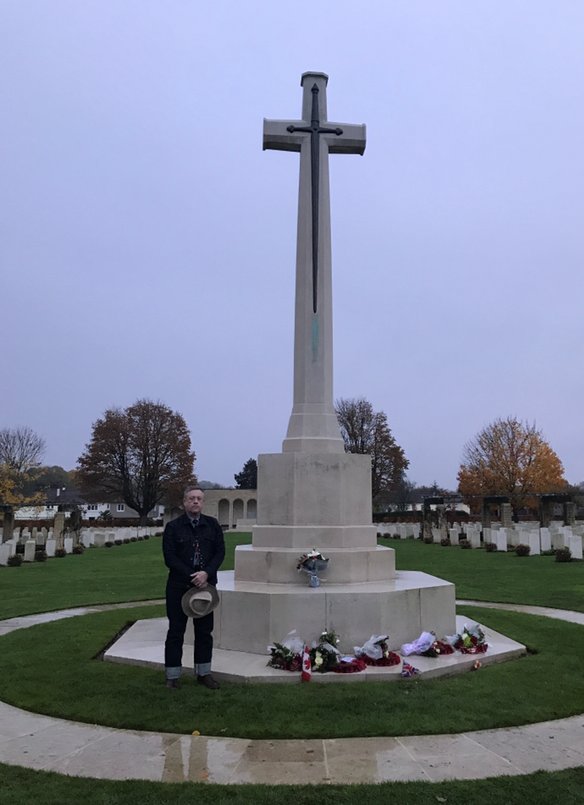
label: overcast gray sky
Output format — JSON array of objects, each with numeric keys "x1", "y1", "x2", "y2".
[{"x1": 1, "y1": 1, "x2": 583, "y2": 489}]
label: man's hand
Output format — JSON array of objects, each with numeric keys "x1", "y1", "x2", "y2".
[{"x1": 191, "y1": 570, "x2": 209, "y2": 588}]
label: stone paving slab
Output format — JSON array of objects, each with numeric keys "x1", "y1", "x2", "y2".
[
  {"x1": 104, "y1": 613, "x2": 525, "y2": 683},
  {"x1": 1, "y1": 598, "x2": 584, "y2": 784}
]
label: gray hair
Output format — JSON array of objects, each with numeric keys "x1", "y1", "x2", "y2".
[{"x1": 184, "y1": 485, "x2": 204, "y2": 499}]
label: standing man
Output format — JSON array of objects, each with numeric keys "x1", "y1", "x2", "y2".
[{"x1": 163, "y1": 486, "x2": 225, "y2": 690}]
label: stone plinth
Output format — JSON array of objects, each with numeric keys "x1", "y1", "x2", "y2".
[
  {"x1": 255, "y1": 452, "x2": 373, "y2": 534},
  {"x1": 214, "y1": 571, "x2": 455, "y2": 656},
  {"x1": 234, "y1": 544, "x2": 394, "y2": 585},
  {"x1": 235, "y1": 450, "x2": 387, "y2": 585}
]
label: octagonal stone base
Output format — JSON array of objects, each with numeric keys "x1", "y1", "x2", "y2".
[{"x1": 215, "y1": 570, "x2": 456, "y2": 656}]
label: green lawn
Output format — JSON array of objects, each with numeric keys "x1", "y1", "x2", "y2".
[
  {"x1": 2, "y1": 533, "x2": 582, "y2": 620},
  {"x1": 0, "y1": 533, "x2": 253, "y2": 620},
  {"x1": 386, "y1": 536, "x2": 584, "y2": 610},
  {"x1": 2, "y1": 531, "x2": 584, "y2": 803},
  {"x1": 3, "y1": 763, "x2": 584, "y2": 805},
  {"x1": 0, "y1": 604, "x2": 582, "y2": 738}
]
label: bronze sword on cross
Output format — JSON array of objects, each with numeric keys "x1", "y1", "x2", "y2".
[{"x1": 285, "y1": 83, "x2": 343, "y2": 313}]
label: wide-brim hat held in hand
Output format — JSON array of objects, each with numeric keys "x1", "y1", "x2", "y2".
[{"x1": 181, "y1": 585, "x2": 220, "y2": 618}]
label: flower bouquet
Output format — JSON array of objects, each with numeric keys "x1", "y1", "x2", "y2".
[
  {"x1": 421, "y1": 639, "x2": 454, "y2": 658},
  {"x1": 297, "y1": 549, "x2": 329, "y2": 587},
  {"x1": 267, "y1": 629, "x2": 304, "y2": 671},
  {"x1": 354, "y1": 635, "x2": 401, "y2": 667},
  {"x1": 267, "y1": 642, "x2": 302, "y2": 671},
  {"x1": 449, "y1": 624, "x2": 488, "y2": 654},
  {"x1": 310, "y1": 629, "x2": 341, "y2": 673}
]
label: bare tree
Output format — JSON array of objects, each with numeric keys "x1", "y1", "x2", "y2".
[
  {"x1": 77, "y1": 399, "x2": 196, "y2": 525},
  {"x1": 335, "y1": 397, "x2": 409, "y2": 499},
  {"x1": 0, "y1": 426, "x2": 46, "y2": 472}
]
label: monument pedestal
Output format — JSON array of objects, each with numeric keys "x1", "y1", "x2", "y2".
[
  {"x1": 216, "y1": 447, "x2": 456, "y2": 654},
  {"x1": 233, "y1": 451, "x2": 394, "y2": 585},
  {"x1": 215, "y1": 571, "x2": 456, "y2": 656}
]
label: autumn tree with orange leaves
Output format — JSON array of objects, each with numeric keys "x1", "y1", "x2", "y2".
[{"x1": 457, "y1": 417, "x2": 565, "y2": 515}]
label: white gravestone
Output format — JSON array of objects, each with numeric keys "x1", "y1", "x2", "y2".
[
  {"x1": 449, "y1": 528, "x2": 459, "y2": 546},
  {"x1": 24, "y1": 539, "x2": 36, "y2": 562},
  {"x1": 527, "y1": 533, "x2": 540, "y2": 555},
  {"x1": 0, "y1": 543, "x2": 12, "y2": 565},
  {"x1": 568, "y1": 535, "x2": 583, "y2": 560},
  {"x1": 540, "y1": 528, "x2": 551, "y2": 552},
  {"x1": 81, "y1": 530, "x2": 92, "y2": 548},
  {"x1": 495, "y1": 529, "x2": 507, "y2": 552},
  {"x1": 45, "y1": 538, "x2": 56, "y2": 557},
  {"x1": 468, "y1": 527, "x2": 481, "y2": 549},
  {"x1": 64, "y1": 537, "x2": 73, "y2": 554},
  {"x1": 93, "y1": 531, "x2": 106, "y2": 547},
  {"x1": 552, "y1": 532, "x2": 566, "y2": 551},
  {"x1": 508, "y1": 527, "x2": 520, "y2": 547}
]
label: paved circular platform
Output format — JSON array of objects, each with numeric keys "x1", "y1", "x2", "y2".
[{"x1": 1, "y1": 598, "x2": 584, "y2": 784}]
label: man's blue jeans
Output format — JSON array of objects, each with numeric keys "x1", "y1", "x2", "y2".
[{"x1": 164, "y1": 580, "x2": 213, "y2": 679}]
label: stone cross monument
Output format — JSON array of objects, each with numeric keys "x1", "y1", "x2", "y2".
[
  {"x1": 263, "y1": 72, "x2": 365, "y2": 454},
  {"x1": 233, "y1": 71, "x2": 392, "y2": 589},
  {"x1": 215, "y1": 73, "x2": 455, "y2": 656}
]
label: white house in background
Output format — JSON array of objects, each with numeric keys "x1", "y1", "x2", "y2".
[
  {"x1": 14, "y1": 488, "x2": 164, "y2": 520},
  {"x1": 82, "y1": 502, "x2": 165, "y2": 520}
]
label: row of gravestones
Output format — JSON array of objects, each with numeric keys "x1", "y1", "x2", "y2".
[
  {"x1": 374, "y1": 523, "x2": 421, "y2": 539},
  {"x1": 480, "y1": 526, "x2": 584, "y2": 559},
  {"x1": 379, "y1": 520, "x2": 584, "y2": 558},
  {"x1": 0, "y1": 525, "x2": 161, "y2": 565},
  {"x1": 78, "y1": 525, "x2": 160, "y2": 547},
  {"x1": 1, "y1": 526, "x2": 54, "y2": 544},
  {"x1": 0, "y1": 536, "x2": 73, "y2": 565}
]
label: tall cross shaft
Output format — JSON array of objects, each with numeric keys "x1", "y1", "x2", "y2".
[{"x1": 263, "y1": 72, "x2": 366, "y2": 454}]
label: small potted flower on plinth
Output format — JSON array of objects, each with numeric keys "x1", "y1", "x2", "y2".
[{"x1": 296, "y1": 549, "x2": 329, "y2": 587}]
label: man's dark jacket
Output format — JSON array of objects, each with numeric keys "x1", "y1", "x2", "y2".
[{"x1": 162, "y1": 513, "x2": 225, "y2": 586}]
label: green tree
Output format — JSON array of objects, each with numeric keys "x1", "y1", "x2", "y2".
[
  {"x1": 77, "y1": 399, "x2": 196, "y2": 524},
  {"x1": 335, "y1": 397, "x2": 409, "y2": 499},
  {"x1": 234, "y1": 458, "x2": 258, "y2": 489}
]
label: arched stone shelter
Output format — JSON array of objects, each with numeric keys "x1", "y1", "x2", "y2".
[{"x1": 164, "y1": 489, "x2": 257, "y2": 530}]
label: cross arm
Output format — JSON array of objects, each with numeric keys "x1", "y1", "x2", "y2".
[
  {"x1": 263, "y1": 119, "x2": 304, "y2": 152},
  {"x1": 324, "y1": 123, "x2": 366, "y2": 155}
]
